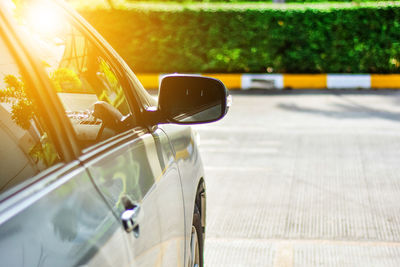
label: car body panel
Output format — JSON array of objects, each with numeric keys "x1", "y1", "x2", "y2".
[
  {"x1": 152, "y1": 127, "x2": 187, "y2": 266},
  {"x1": 159, "y1": 124, "x2": 205, "y2": 253},
  {"x1": 0, "y1": 162, "x2": 133, "y2": 267},
  {"x1": 81, "y1": 127, "x2": 186, "y2": 265}
]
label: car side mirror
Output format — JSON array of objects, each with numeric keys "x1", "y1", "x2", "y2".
[{"x1": 155, "y1": 74, "x2": 230, "y2": 124}]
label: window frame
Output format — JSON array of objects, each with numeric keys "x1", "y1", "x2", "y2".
[
  {"x1": 54, "y1": 1, "x2": 156, "y2": 151},
  {"x1": 0, "y1": 0, "x2": 155, "y2": 201},
  {"x1": 60, "y1": 2, "x2": 147, "y2": 118}
]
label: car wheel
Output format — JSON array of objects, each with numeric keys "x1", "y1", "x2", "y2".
[{"x1": 189, "y1": 205, "x2": 203, "y2": 267}]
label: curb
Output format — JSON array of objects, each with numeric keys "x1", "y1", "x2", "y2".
[{"x1": 135, "y1": 74, "x2": 400, "y2": 90}]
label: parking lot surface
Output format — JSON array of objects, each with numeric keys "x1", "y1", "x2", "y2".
[{"x1": 194, "y1": 90, "x2": 400, "y2": 267}]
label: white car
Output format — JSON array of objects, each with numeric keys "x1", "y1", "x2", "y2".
[{"x1": 0, "y1": 0, "x2": 229, "y2": 266}]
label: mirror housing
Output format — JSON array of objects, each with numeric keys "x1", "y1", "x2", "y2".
[{"x1": 153, "y1": 74, "x2": 230, "y2": 125}]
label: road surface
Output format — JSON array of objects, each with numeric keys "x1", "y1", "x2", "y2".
[{"x1": 193, "y1": 90, "x2": 400, "y2": 267}]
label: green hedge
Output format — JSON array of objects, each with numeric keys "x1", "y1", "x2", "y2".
[{"x1": 77, "y1": 2, "x2": 400, "y2": 73}]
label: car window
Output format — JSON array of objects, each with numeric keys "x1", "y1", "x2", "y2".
[
  {"x1": 4, "y1": 0, "x2": 136, "y2": 149},
  {"x1": 0, "y1": 36, "x2": 61, "y2": 196}
]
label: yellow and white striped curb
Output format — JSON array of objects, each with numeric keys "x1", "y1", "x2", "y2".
[{"x1": 135, "y1": 74, "x2": 400, "y2": 90}]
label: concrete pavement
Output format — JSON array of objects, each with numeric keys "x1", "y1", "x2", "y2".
[{"x1": 194, "y1": 90, "x2": 400, "y2": 266}]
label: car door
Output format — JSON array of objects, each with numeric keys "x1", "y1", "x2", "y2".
[
  {"x1": 81, "y1": 126, "x2": 186, "y2": 266},
  {"x1": 0, "y1": 7, "x2": 134, "y2": 266},
  {"x1": 70, "y1": 20, "x2": 187, "y2": 267},
  {"x1": 38, "y1": 2, "x2": 186, "y2": 265}
]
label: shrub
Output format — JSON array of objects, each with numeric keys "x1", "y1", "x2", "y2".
[{"x1": 77, "y1": 2, "x2": 400, "y2": 73}]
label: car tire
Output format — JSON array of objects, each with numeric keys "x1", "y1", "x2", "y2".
[{"x1": 189, "y1": 205, "x2": 204, "y2": 267}]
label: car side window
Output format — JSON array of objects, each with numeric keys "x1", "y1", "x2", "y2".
[
  {"x1": 0, "y1": 37, "x2": 61, "y2": 195},
  {"x1": 56, "y1": 40, "x2": 135, "y2": 148},
  {"x1": 6, "y1": 0, "x2": 136, "y2": 149}
]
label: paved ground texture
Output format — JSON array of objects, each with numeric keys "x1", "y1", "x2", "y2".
[{"x1": 193, "y1": 90, "x2": 400, "y2": 267}]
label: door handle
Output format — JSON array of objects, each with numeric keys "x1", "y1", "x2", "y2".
[{"x1": 121, "y1": 205, "x2": 142, "y2": 237}]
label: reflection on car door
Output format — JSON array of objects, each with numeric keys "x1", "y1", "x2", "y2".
[
  {"x1": 0, "y1": 162, "x2": 136, "y2": 267},
  {"x1": 81, "y1": 125, "x2": 186, "y2": 266},
  {"x1": 152, "y1": 128, "x2": 186, "y2": 266}
]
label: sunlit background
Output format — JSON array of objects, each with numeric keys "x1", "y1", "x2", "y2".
[{"x1": 65, "y1": 0, "x2": 400, "y2": 79}]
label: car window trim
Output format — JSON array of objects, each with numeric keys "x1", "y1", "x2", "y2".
[
  {"x1": 0, "y1": 160, "x2": 83, "y2": 221},
  {"x1": 79, "y1": 126, "x2": 147, "y2": 156},
  {"x1": 0, "y1": 161, "x2": 67, "y2": 203}
]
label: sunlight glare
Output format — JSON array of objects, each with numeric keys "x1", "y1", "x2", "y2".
[{"x1": 26, "y1": 2, "x2": 63, "y2": 37}]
